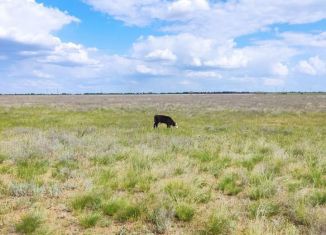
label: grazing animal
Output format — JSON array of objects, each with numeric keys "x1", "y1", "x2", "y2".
[{"x1": 154, "y1": 115, "x2": 178, "y2": 128}]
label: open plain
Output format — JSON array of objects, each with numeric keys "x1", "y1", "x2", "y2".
[{"x1": 0, "y1": 94, "x2": 325, "y2": 234}]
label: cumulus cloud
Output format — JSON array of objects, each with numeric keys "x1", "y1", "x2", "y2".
[
  {"x1": 133, "y1": 34, "x2": 251, "y2": 69},
  {"x1": 297, "y1": 56, "x2": 326, "y2": 75},
  {"x1": 0, "y1": 0, "x2": 78, "y2": 46},
  {"x1": 0, "y1": 0, "x2": 100, "y2": 68},
  {"x1": 185, "y1": 70, "x2": 221, "y2": 78},
  {"x1": 84, "y1": 0, "x2": 211, "y2": 26},
  {"x1": 1, "y1": 0, "x2": 326, "y2": 92},
  {"x1": 85, "y1": 0, "x2": 326, "y2": 41},
  {"x1": 272, "y1": 63, "x2": 289, "y2": 76},
  {"x1": 146, "y1": 49, "x2": 177, "y2": 61}
]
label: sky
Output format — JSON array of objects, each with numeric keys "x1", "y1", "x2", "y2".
[{"x1": 0, "y1": 0, "x2": 325, "y2": 93}]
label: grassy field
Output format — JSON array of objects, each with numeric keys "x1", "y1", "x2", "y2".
[{"x1": 0, "y1": 94, "x2": 325, "y2": 234}]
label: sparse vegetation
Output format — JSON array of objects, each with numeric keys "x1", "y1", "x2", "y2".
[{"x1": 0, "y1": 94, "x2": 325, "y2": 234}]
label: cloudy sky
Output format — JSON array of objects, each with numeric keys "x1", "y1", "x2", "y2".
[{"x1": 0, "y1": 0, "x2": 325, "y2": 93}]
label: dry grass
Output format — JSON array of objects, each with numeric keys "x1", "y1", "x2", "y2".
[{"x1": 0, "y1": 94, "x2": 325, "y2": 234}]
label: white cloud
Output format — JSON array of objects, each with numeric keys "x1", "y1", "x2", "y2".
[
  {"x1": 42, "y1": 42, "x2": 99, "y2": 66},
  {"x1": 85, "y1": 0, "x2": 326, "y2": 43},
  {"x1": 203, "y1": 50, "x2": 248, "y2": 69},
  {"x1": 1, "y1": 0, "x2": 326, "y2": 92},
  {"x1": 168, "y1": 0, "x2": 209, "y2": 14},
  {"x1": 281, "y1": 32, "x2": 326, "y2": 48},
  {"x1": 185, "y1": 70, "x2": 221, "y2": 78},
  {"x1": 0, "y1": 0, "x2": 101, "y2": 68},
  {"x1": 0, "y1": 0, "x2": 78, "y2": 46},
  {"x1": 298, "y1": 56, "x2": 326, "y2": 75},
  {"x1": 133, "y1": 34, "x2": 250, "y2": 69},
  {"x1": 146, "y1": 49, "x2": 177, "y2": 61},
  {"x1": 272, "y1": 63, "x2": 289, "y2": 76},
  {"x1": 136, "y1": 64, "x2": 165, "y2": 75}
]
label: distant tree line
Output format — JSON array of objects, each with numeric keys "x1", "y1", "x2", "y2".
[{"x1": 0, "y1": 91, "x2": 325, "y2": 95}]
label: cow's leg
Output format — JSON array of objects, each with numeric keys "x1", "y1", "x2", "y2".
[
  {"x1": 154, "y1": 122, "x2": 158, "y2": 128},
  {"x1": 167, "y1": 124, "x2": 171, "y2": 128}
]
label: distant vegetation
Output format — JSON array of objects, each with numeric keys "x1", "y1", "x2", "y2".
[
  {"x1": 0, "y1": 95, "x2": 325, "y2": 234},
  {"x1": 1, "y1": 91, "x2": 325, "y2": 95}
]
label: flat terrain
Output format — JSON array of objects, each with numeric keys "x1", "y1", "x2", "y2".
[{"x1": 0, "y1": 94, "x2": 325, "y2": 234}]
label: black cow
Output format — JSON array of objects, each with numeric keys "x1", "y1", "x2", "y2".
[{"x1": 154, "y1": 115, "x2": 178, "y2": 128}]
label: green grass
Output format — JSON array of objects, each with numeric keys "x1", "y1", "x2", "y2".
[
  {"x1": 199, "y1": 210, "x2": 232, "y2": 235},
  {"x1": 0, "y1": 102, "x2": 325, "y2": 234},
  {"x1": 175, "y1": 203, "x2": 195, "y2": 221},
  {"x1": 164, "y1": 180, "x2": 192, "y2": 201},
  {"x1": 0, "y1": 154, "x2": 6, "y2": 164},
  {"x1": 79, "y1": 213, "x2": 100, "y2": 228},
  {"x1": 248, "y1": 200, "x2": 280, "y2": 218},
  {"x1": 102, "y1": 198, "x2": 141, "y2": 221},
  {"x1": 15, "y1": 214, "x2": 42, "y2": 234},
  {"x1": 71, "y1": 194, "x2": 102, "y2": 211},
  {"x1": 309, "y1": 190, "x2": 326, "y2": 206},
  {"x1": 217, "y1": 172, "x2": 244, "y2": 195},
  {"x1": 16, "y1": 158, "x2": 48, "y2": 181}
]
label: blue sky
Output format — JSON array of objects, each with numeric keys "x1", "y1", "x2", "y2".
[{"x1": 0, "y1": 0, "x2": 325, "y2": 93}]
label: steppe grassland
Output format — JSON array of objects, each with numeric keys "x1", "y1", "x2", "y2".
[{"x1": 0, "y1": 94, "x2": 325, "y2": 234}]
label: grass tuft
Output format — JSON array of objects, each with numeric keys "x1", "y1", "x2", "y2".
[
  {"x1": 79, "y1": 213, "x2": 100, "y2": 228},
  {"x1": 248, "y1": 200, "x2": 279, "y2": 218},
  {"x1": 199, "y1": 211, "x2": 232, "y2": 235},
  {"x1": 218, "y1": 173, "x2": 244, "y2": 195},
  {"x1": 102, "y1": 198, "x2": 141, "y2": 222},
  {"x1": 15, "y1": 213, "x2": 42, "y2": 234},
  {"x1": 175, "y1": 203, "x2": 195, "y2": 222},
  {"x1": 71, "y1": 194, "x2": 102, "y2": 211},
  {"x1": 309, "y1": 190, "x2": 326, "y2": 206},
  {"x1": 164, "y1": 181, "x2": 191, "y2": 201}
]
